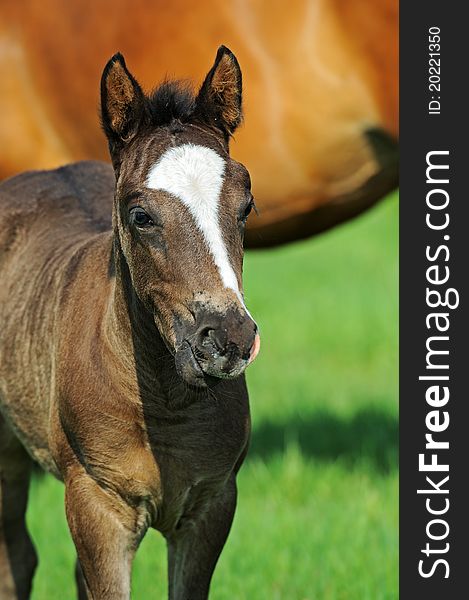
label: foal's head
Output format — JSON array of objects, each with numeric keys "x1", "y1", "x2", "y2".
[{"x1": 101, "y1": 47, "x2": 259, "y2": 387}]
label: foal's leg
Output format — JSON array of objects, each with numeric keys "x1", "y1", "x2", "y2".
[
  {"x1": 0, "y1": 417, "x2": 37, "y2": 600},
  {"x1": 167, "y1": 477, "x2": 237, "y2": 600},
  {"x1": 64, "y1": 472, "x2": 147, "y2": 600}
]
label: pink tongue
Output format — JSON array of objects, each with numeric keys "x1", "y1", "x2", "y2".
[{"x1": 248, "y1": 333, "x2": 261, "y2": 365}]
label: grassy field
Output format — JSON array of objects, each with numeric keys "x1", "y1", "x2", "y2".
[{"x1": 27, "y1": 193, "x2": 398, "y2": 599}]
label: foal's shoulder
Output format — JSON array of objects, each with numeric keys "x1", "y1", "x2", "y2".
[{"x1": 0, "y1": 161, "x2": 114, "y2": 231}]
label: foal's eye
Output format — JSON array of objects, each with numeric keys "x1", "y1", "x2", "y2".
[
  {"x1": 240, "y1": 196, "x2": 256, "y2": 224},
  {"x1": 129, "y1": 207, "x2": 154, "y2": 228}
]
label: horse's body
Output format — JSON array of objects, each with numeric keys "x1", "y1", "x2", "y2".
[
  {"x1": 0, "y1": 0, "x2": 398, "y2": 247},
  {"x1": 0, "y1": 49, "x2": 258, "y2": 599}
]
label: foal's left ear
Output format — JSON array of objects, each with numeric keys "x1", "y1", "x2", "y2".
[
  {"x1": 100, "y1": 53, "x2": 146, "y2": 146},
  {"x1": 194, "y1": 46, "x2": 243, "y2": 137}
]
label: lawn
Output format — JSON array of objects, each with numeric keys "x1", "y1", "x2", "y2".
[{"x1": 27, "y1": 193, "x2": 398, "y2": 599}]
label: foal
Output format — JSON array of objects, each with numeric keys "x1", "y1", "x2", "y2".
[{"x1": 0, "y1": 47, "x2": 259, "y2": 599}]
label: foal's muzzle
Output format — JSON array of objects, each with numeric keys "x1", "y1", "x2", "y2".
[{"x1": 174, "y1": 306, "x2": 260, "y2": 387}]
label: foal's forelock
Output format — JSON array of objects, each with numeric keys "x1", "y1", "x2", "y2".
[{"x1": 145, "y1": 143, "x2": 243, "y2": 301}]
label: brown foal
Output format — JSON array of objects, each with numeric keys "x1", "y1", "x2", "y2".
[{"x1": 0, "y1": 47, "x2": 259, "y2": 599}]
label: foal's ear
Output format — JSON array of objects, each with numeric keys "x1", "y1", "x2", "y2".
[
  {"x1": 100, "y1": 53, "x2": 146, "y2": 145},
  {"x1": 194, "y1": 46, "x2": 243, "y2": 137}
]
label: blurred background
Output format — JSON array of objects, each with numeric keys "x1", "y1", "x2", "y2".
[{"x1": 1, "y1": 0, "x2": 398, "y2": 598}]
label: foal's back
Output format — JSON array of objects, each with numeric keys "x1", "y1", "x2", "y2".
[
  {"x1": 0, "y1": 161, "x2": 114, "y2": 470},
  {"x1": 0, "y1": 161, "x2": 113, "y2": 240}
]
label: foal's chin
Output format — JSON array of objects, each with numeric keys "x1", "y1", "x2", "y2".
[{"x1": 174, "y1": 341, "x2": 249, "y2": 389}]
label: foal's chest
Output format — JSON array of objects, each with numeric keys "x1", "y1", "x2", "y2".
[
  {"x1": 57, "y1": 366, "x2": 250, "y2": 531},
  {"x1": 144, "y1": 398, "x2": 250, "y2": 531},
  {"x1": 146, "y1": 396, "x2": 250, "y2": 480}
]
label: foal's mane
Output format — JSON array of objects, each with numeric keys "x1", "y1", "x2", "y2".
[{"x1": 147, "y1": 81, "x2": 196, "y2": 127}]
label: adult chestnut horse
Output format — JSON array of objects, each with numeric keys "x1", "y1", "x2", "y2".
[
  {"x1": 0, "y1": 0, "x2": 398, "y2": 248},
  {"x1": 0, "y1": 47, "x2": 260, "y2": 599}
]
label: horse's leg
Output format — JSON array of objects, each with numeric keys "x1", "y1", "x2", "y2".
[
  {"x1": 167, "y1": 476, "x2": 237, "y2": 600},
  {"x1": 64, "y1": 472, "x2": 147, "y2": 600},
  {"x1": 0, "y1": 416, "x2": 38, "y2": 600}
]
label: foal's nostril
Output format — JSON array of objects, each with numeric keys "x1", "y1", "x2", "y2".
[
  {"x1": 193, "y1": 309, "x2": 257, "y2": 375},
  {"x1": 198, "y1": 326, "x2": 213, "y2": 341},
  {"x1": 199, "y1": 327, "x2": 227, "y2": 354}
]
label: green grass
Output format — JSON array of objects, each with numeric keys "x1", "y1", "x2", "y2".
[{"x1": 27, "y1": 194, "x2": 398, "y2": 599}]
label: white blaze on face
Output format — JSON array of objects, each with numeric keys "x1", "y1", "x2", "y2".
[{"x1": 146, "y1": 143, "x2": 241, "y2": 297}]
